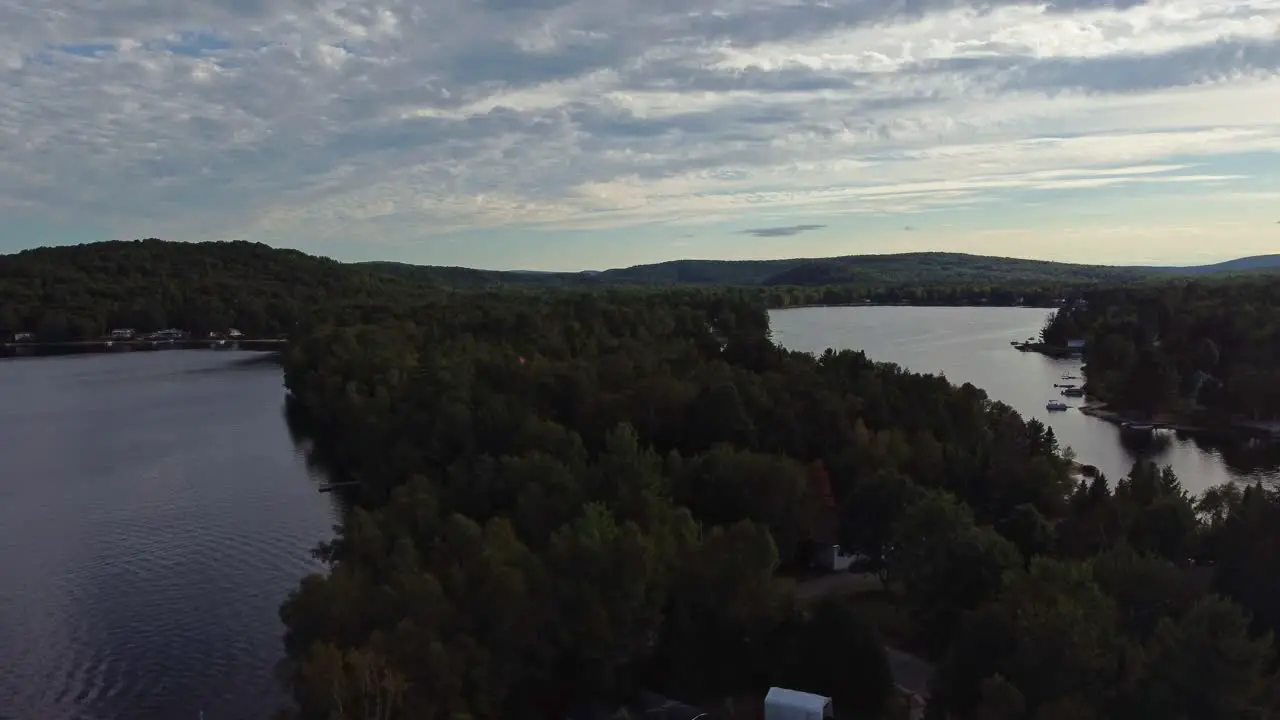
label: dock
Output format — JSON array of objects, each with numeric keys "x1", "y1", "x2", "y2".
[{"x1": 1079, "y1": 404, "x2": 1280, "y2": 439}]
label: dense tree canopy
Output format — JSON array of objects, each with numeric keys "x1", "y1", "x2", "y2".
[
  {"x1": 0, "y1": 239, "x2": 423, "y2": 341},
  {"x1": 1040, "y1": 277, "x2": 1280, "y2": 420},
  {"x1": 9, "y1": 239, "x2": 1273, "y2": 344},
  {"x1": 276, "y1": 288, "x2": 1088, "y2": 719},
  {"x1": 274, "y1": 282, "x2": 1280, "y2": 720}
]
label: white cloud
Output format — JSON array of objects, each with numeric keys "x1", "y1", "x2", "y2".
[{"x1": 1, "y1": 0, "x2": 1279, "y2": 257}]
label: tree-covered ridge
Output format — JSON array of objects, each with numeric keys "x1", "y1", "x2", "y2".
[
  {"x1": 363, "y1": 251, "x2": 1280, "y2": 288},
  {"x1": 0, "y1": 239, "x2": 425, "y2": 341},
  {"x1": 277, "y1": 288, "x2": 1279, "y2": 720},
  {"x1": 1041, "y1": 276, "x2": 1280, "y2": 419},
  {"x1": 0, "y1": 240, "x2": 1136, "y2": 342},
  {"x1": 6, "y1": 239, "x2": 1277, "y2": 343}
]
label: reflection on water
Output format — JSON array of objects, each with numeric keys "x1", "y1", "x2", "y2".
[
  {"x1": 770, "y1": 306, "x2": 1279, "y2": 494},
  {"x1": 0, "y1": 351, "x2": 339, "y2": 720}
]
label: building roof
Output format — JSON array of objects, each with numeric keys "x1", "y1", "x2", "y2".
[{"x1": 764, "y1": 688, "x2": 830, "y2": 713}]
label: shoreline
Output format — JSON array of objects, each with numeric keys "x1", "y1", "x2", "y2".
[
  {"x1": 1018, "y1": 345, "x2": 1279, "y2": 441},
  {"x1": 1077, "y1": 400, "x2": 1280, "y2": 440},
  {"x1": 1, "y1": 339, "x2": 285, "y2": 358},
  {"x1": 773, "y1": 301, "x2": 1060, "y2": 311}
]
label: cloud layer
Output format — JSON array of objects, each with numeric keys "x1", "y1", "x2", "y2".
[{"x1": 2, "y1": 0, "x2": 1279, "y2": 257}]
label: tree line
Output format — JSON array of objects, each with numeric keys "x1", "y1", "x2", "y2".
[
  {"x1": 277, "y1": 286, "x2": 1280, "y2": 720},
  {"x1": 1041, "y1": 277, "x2": 1280, "y2": 420},
  {"x1": 2, "y1": 240, "x2": 1173, "y2": 343}
]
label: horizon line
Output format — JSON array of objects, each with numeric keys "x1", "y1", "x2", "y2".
[{"x1": 3, "y1": 237, "x2": 1275, "y2": 275}]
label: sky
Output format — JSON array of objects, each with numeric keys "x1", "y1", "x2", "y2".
[{"x1": 2, "y1": 0, "x2": 1279, "y2": 271}]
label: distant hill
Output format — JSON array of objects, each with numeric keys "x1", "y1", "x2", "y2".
[
  {"x1": 359, "y1": 251, "x2": 1277, "y2": 289},
  {"x1": 1138, "y1": 254, "x2": 1280, "y2": 276},
  {"x1": 5, "y1": 240, "x2": 1276, "y2": 342}
]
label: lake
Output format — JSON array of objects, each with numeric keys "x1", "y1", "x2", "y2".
[
  {"x1": 0, "y1": 351, "x2": 338, "y2": 720},
  {"x1": 771, "y1": 306, "x2": 1280, "y2": 495}
]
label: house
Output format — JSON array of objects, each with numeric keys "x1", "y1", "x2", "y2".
[
  {"x1": 109, "y1": 328, "x2": 136, "y2": 340},
  {"x1": 12, "y1": 332, "x2": 34, "y2": 342},
  {"x1": 227, "y1": 328, "x2": 244, "y2": 338},
  {"x1": 764, "y1": 688, "x2": 832, "y2": 720},
  {"x1": 1066, "y1": 339, "x2": 1087, "y2": 354},
  {"x1": 813, "y1": 544, "x2": 863, "y2": 573}
]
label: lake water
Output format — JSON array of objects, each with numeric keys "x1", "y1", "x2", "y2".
[
  {"x1": 771, "y1": 306, "x2": 1280, "y2": 495},
  {"x1": 0, "y1": 351, "x2": 338, "y2": 720}
]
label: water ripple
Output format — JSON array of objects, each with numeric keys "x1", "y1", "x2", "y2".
[{"x1": 0, "y1": 351, "x2": 337, "y2": 720}]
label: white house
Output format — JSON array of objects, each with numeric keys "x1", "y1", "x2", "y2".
[
  {"x1": 227, "y1": 328, "x2": 244, "y2": 338},
  {"x1": 814, "y1": 544, "x2": 863, "y2": 573},
  {"x1": 765, "y1": 687, "x2": 833, "y2": 720}
]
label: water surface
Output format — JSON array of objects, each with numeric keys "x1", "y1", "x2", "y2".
[
  {"x1": 0, "y1": 351, "x2": 338, "y2": 720},
  {"x1": 771, "y1": 306, "x2": 1280, "y2": 494}
]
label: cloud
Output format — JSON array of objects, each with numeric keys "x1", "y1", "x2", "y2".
[
  {"x1": 1, "y1": 0, "x2": 1279, "y2": 256},
  {"x1": 740, "y1": 224, "x2": 827, "y2": 237}
]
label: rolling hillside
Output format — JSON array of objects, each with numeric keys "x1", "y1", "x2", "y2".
[
  {"x1": 1140, "y1": 254, "x2": 1280, "y2": 276},
  {"x1": 5, "y1": 240, "x2": 1276, "y2": 342},
  {"x1": 359, "y1": 251, "x2": 1279, "y2": 289}
]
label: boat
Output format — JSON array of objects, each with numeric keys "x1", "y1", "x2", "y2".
[
  {"x1": 1062, "y1": 387, "x2": 1085, "y2": 397},
  {"x1": 1046, "y1": 400, "x2": 1069, "y2": 411}
]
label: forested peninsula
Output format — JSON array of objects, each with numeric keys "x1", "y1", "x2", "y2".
[{"x1": 277, "y1": 288, "x2": 1280, "y2": 720}]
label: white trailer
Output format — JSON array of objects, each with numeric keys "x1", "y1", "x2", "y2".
[{"x1": 764, "y1": 687, "x2": 833, "y2": 720}]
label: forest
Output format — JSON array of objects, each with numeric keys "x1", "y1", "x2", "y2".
[
  {"x1": 4, "y1": 239, "x2": 1248, "y2": 343},
  {"x1": 1041, "y1": 276, "x2": 1280, "y2": 420},
  {"x1": 0, "y1": 239, "x2": 425, "y2": 341},
  {"x1": 276, "y1": 287, "x2": 1280, "y2": 720}
]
